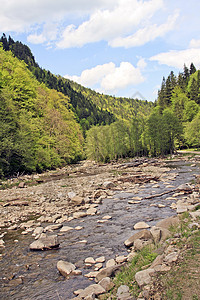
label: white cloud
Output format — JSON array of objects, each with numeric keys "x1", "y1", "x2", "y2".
[
  {"x1": 109, "y1": 12, "x2": 178, "y2": 48},
  {"x1": 150, "y1": 48, "x2": 200, "y2": 69},
  {"x1": 137, "y1": 58, "x2": 147, "y2": 69},
  {"x1": 189, "y1": 39, "x2": 200, "y2": 49},
  {"x1": 65, "y1": 61, "x2": 145, "y2": 94},
  {"x1": 56, "y1": 0, "x2": 164, "y2": 48},
  {"x1": 0, "y1": 0, "x2": 115, "y2": 32}
]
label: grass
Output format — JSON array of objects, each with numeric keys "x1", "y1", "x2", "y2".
[{"x1": 103, "y1": 245, "x2": 158, "y2": 299}]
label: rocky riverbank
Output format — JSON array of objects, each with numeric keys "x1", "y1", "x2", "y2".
[{"x1": 0, "y1": 155, "x2": 199, "y2": 299}]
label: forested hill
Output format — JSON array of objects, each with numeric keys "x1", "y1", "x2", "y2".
[
  {"x1": 0, "y1": 34, "x2": 153, "y2": 130},
  {"x1": 68, "y1": 80, "x2": 154, "y2": 120},
  {"x1": 0, "y1": 46, "x2": 84, "y2": 177}
]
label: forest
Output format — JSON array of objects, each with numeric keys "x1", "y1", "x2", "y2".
[{"x1": 0, "y1": 34, "x2": 200, "y2": 177}]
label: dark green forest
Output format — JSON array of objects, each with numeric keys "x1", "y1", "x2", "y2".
[{"x1": 0, "y1": 34, "x2": 200, "y2": 177}]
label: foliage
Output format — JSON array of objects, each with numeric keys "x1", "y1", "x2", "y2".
[{"x1": 0, "y1": 46, "x2": 83, "y2": 177}]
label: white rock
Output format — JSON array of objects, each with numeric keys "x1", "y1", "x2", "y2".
[
  {"x1": 96, "y1": 256, "x2": 106, "y2": 263},
  {"x1": 85, "y1": 257, "x2": 96, "y2": 264},
  {"x1": 106, "y1": 259, "x2": 116, "y2": 268},
  {"x1": 135, "y1": 269, "x2": 155, "y2": 287},
  {"x1": 60, "y1": 226, "x2": 73, "y2": 232},
  {"x1": 57, "y1": 260, "x2": 76, "y2": 277},
  {"x1": 133, "y1": 221, "x2": 150, "y2": 230}
]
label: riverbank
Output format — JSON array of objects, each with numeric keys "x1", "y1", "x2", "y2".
[{"x1": 0, "y1": 154, "x2": 199, "y2": 299}]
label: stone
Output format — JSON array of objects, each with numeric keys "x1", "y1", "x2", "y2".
[
  {"x1": 57, "y1": 260, "x2": 76, "y2": 277},
  {"x1": 29, "y1": 235, "x2": 59, "y2": 250},
  {"x1": 135, "y1": 269, "x2": 155, "y2": 287},
  {"x1": 85, "y1": 257, "x2": 96, "y2": 264},
  {"x1": 103, "y1": 181, "x2": 115, "y2": 189},
  {"x1": 71, "y1": 196, "x2": 85, "y2": 206},
  {"x1": 44, "y1": 224, "x2": 63, "y2": 232},
  {"x1": 150, "y1": 255, "x2": 164, "y2": 269},
  {"x1": 176, "y1": 183, "x2": 192, "y2": 192},
  {"x1": 18, "y1": 182, "x2": 25, "y2": 188},
  {"x1": 60, "y1": 226, "x2": 73, "y2": 232},
  {"x1": 102, "y1": 215, "x2": 112, "y2": 220},
  {"x1": 78, "y1": 284, "x2": 106, "y2": 298},
  {"x1": 68, "y1": 191, "x2": 76, "y2": 199},
  {"x1": 32, "y1": 227, "x2": 44, "y2": 236},
  {"x1": 94, "y1": 263, "x2": 103, "y2": 271},
  {"x1": 156, "y1": 216, "x2": 180, "y2": 230},
  {"x1": 87, "y1": 207, "x2": 97, "y2": 215},
  {"x1": 96, "y1": 256, "x2": 106, "y2": 263},
  {"x1": 134, "y1": 239, "x2": 152, "y2": 251},
  {"x1": 133, "y1": 222, "x2": 150, "y2": 230},
  {"x1": 96, "y1": 265, "x2": 123, "y2": 283},
  {"x1": 73, "y1": 211, "x2": 87, "y2": 219},
  {"x1": 106, "y1": 258, "x2": 116, "y2": 268},
  {"x1": 116, "y1": 256, "x2": 127, "y2": 264},
  {"x1": 117, "y1": 285, "x2": 129, "y2": 295},
  {"x1": 85, "y1": 294, "x2": 95, "y2": 300},
  {"x1": 124, "y1": 229, "x2": 153, "y2": 247},
  {"x1": 0, "y1": 239, "x2": 5, "y2": 247},
  {"x1": 164, "y1": 252, "x2": 179, "y2": 264},
  {"x1": 85, "y1": 271, "x2": 99, "y2": 278},
  {"x1": 150, "y1": 226, "x2": 161, "y2": 244},
  {"x1": 75, "y1": 226, "x2": 83, "y2": 230},
  {"x1": 190, "y1": 211, "x2": 200, "y2": 219},
  {"x1": 72, "y1": 269, "x2": 82, "y2": 276},
  {"x1": 99, "y1": 277, "x2": 114, "y2": 292}
]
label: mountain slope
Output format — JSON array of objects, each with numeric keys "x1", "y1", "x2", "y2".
[{"x1": 0, "y1": 45, "x2": 83, "y2": 177}]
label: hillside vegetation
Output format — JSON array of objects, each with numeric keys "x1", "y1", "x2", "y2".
[{"x1": 0, "y1": 46, "x2": 83, "y2": 177}]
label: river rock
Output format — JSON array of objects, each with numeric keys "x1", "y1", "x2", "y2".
[
  {"x1": 87, "y1": 207, "x2": 97, "y2": 215},
  {"x1": 176, "y1": 183, "x2": 192, "y2": 193},
  {"x1": 133, "y1": 222, "x2": 150, "y2": 230},
  {"x1": 29, "y1": 235, "x2": 59, "y2": 250},
  {"x1": 164, "y1": 251, "x2": 179, "y2": 264},
  {"x1": 135, "y1": 268, "x2": 155, "y2": 287},
  {"x1": 32, "y1": 227, "x2": 44, "y2": 237},
  {"x1": 68, "y1": 191, "x2": 76, "y2": 199},
  {"x1": 71, "y1": 196, "x2": 85, "y2": 206},
  {"x1": 60, "y1": 226, "x2": 73, "y2": 232},
  {"x1": 156, "y1": 216, "x2": 180, "y2": 230},
  {"x1": 99, "y1": 277, "x2": 114, "y2": 292},
  {"x1": 96, "y1": 256, "x2": 106, "y2": 263},
  {"x1": 134, "y1": 239, "x2": 152, "y2": 251},
  {"x1": 0, "y1": 239, "x2": 5, "y2": 247},
  {"x1": 124, "y1": 229, "x2": 153, "y2": 247},
  {"x1": 57, "y1": 260, "x2": 76, "y2": 277},
  {"x1": 150, "y1": 226, "x2": 161, "y2": 243},
  {"x1": 73, "y1": 211, "x2": 87, "y2": 219},
  {"x1": 106, "y1": 258, "x2": 116, "y2": 268},
  {"x1": 95, "y1": 265, "x2": 123, "y2": 283},
  {"x1": 44, "y1": 224, "x2": 63, "y2": 232},
  {"x1": 85, "y1": 257, "x2": 96, "y2": 264},
  {"x1": 116, "y1": 255, "x2": 127, "y2": 264},
  {"x1": 77, "y1": 284, "x2": 106, "y2": 298}
]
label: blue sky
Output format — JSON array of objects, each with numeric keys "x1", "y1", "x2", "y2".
[{"x1": 1, "y1": 0, "x2": 200, "y2": 101}]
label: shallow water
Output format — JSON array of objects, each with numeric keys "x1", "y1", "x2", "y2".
[{"x1": 0, "y1": 160, "x2": 199, "y2": 300}]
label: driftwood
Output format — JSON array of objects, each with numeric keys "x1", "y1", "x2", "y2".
[{"x1": 143, "y1": 190, "x2": 175, "y2": 200}]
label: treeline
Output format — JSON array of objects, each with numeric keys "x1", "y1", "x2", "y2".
[
  {"x1": 86, "y1": 109, "x2": 182, "y2": 162},
  {"x1": 0, "y1": 46, "x2": 83, "y2": 177},
  {"x1": 86, "y1": 64, "x2": 200, "y2": 162},
  {"x1": 0, "y1": 34, "x2": 115, "y2": 133}
]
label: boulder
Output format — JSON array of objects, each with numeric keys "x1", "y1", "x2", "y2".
[
  {"x1": 71, "y1": 196, "x2": 85, "y2": 206},
  {"x1": 78, "y1": 284, "x2": 106, "y2": 298},
  {"x1": 87, "y1": 207, "x2": 97, "y2": 215},
  {"x1": 106, "y1": 258, "x2": 116, "y2": 268},
  {"x1": 95, "y1": 265, "x2": 123, "y2": 283},
  {"x1": 156, "y1": 216, "x2": 180, "y2": 230},
  {"x1": 150, "y1": 226, "x2": 161, "y2": 244},
  {"x1": 124, "y1": 229, "x2": 153, "y2": 248},
  {"x1": 57, "y1": 260, "x2": 76, "y2": 277},
  {"x1": 134, "y1": 239, "x2": 152, "y2": 251},
  {"x1": 29, "y1": 235, "x2": 59, "y2": 250},
  {"x1": 135, "y1": 268, "x2": 155, "y2": 287},
  {"x1": 99, "y1": 277, "x2": 114, "y2": 292},
  {"x1": 133, "y1": 222, "x2": 150, "y2": 230}
]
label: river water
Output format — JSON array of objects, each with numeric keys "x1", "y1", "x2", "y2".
[{"x1": 0, "y1": 160, "x2": 199, "y2": 300}]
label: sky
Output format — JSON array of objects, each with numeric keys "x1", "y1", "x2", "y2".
[{"x1": 1, "y1": 0, "x2": 200, "y2": 102}]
